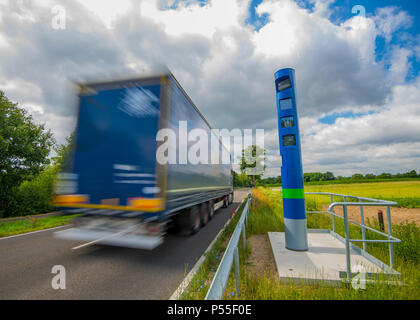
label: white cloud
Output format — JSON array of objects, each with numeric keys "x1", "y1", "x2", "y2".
[
  {"x1": 374, "y1": 6, "x2": 413, "y2": 42},
  {"x1": 140, "y1": 0, "x2": 248, "y2": 37},
  {"x1": 0, "y1": 0, "x2": 418, "y2": 176},
  {"x1": 75, "y1": 0, "x2": 132, "y2": 29}
]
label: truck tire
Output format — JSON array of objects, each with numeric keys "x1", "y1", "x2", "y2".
[
  {"x1": 222, "y1": 196, "x2": 228, "y2": 208},
  {"x1": 176, "y1": 206, "x2": 201, "y2": 236},
  {"x1": 208, "y1": 200, "x2": 215, "y2": 220},
  {"x1": 200, "y1": 203, "x2": 209, "y2": 226},
  {"x1": 228, "y1": 193, "x2": 234, "y2": 205}
]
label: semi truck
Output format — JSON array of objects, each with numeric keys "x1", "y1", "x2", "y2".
[{"x1": 53, "y1": 72, "x2": 234, "y2": 249}]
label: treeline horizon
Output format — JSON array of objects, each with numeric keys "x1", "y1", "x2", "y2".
[{"x1": 233, "y1": 169, "x2": 420, "y2": 187}]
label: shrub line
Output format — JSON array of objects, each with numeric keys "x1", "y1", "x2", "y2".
[{"x1": 0, "y1": 211, "x2": 61, "y2": 223}]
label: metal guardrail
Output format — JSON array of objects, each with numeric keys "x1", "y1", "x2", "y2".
[
  {"x1": 305, "y1": 192, "x2": 401, "y2": 281},
  {"x1": 205, "y1": 191, "x2": 251, "y2": 300}
]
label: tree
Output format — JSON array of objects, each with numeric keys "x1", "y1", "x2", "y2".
[
  {"x1": 0, "y1": 91, "x2": 55, "y2": 216},
  {"x1": 239, "y1": 145, "x2": 266, "y2": 188},
  {"x1": 238, "y1": 171, "x2": 251, "y2": 187},
  {"x1": 232, "y1": 170, "x2": 239, "y2": 187},
  {"x1": 404, "y1": 170, "x2": 417, "y2": 178},
  {"x1": 304, "y1": 172, "x2": 324, "y2": 182},
  {"x1": 351, "y1": 173, "x2": 364, "y2": 180},
  {"x1": 52, "y1": 131, "x2": 75, "y2": 172},
  {"x1": 323, "y1": 172, "x2": 335, "y2": 181},
  {"x1": 377, "y1": 173, "x2": 392, "y2": 179}
]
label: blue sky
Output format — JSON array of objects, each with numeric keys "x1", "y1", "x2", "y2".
[
  {"x1": 167, "y1": 0, "x2": 420, "y2": 86},
  {"x1": 244, "y1": 0, "x2": 420, "y2": 126},
  {"x1": 247, "y1": 0, "x2": 420, "y2": 77}
]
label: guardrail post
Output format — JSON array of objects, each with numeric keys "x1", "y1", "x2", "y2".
[
  {"x1": 377, "y1": 210, "x2": 385, "y2": 231},
  {"x1": 330, "y1": 194, "x2": 335, "y2": 233},
  {"x1": 245, "y1": 199, "x2": 249, "y2": 227},
  {"x1": 343, "y1": 196, "x2": 352, "y2": 281},
  {"x1": 359, "y1": 199, "x2": 366, "y2": 252},
  {"x1": 234, "y1": 246, "x2": 240, "y2": 297},
  {"x1": 386, "y1": 206, "x2": 394, "y2": 268},
  {"x1": 242, "y1": 224, "x2": 246, "y2": 250}
]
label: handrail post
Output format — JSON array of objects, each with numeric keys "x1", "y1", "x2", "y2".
[
  {"x1": 330, "y1": 194, "x2": 335, "y2": 233},
  {"x1": 343, "y1": 196, "x2": 352, "y2": 281},
  {"x1": 386, "y1": 206, "x2": 394, "y2": 268},
  {"x1": 359, "y1": 199, "x2": 366, "y2": 252},
  {"x1": 234, "y1": 246, "x2": 240, "y2": 297}
]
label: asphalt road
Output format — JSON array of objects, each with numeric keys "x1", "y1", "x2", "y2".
[{"x1": 0, "y1": 190, "x2": 248, "y2": 300}]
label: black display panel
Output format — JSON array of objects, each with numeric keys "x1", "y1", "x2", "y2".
[
  {"x1": 279, "y1": 98, "x2": 293, "y2": 110},
  {"x1": 282, "y1": 134, "x2": 296, "y2": 146},
  {"x1": 276, "y1": 77, "x2": 291, "y2": 92},
  {"x1": 281, "y1": 116, "x2": 294, "y2": 128}
]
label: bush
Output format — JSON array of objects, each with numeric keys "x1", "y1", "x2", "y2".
[
  {"x1": 5, "y1": 165, "x2": 57, "y2": 217},
  {"x1": 393, "y1": 222, "x2": 420, "y2": 264}
]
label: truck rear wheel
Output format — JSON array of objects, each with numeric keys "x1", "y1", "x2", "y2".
[
  {"x1": 200, "y1": 203, "x2": 209, "y2": 226},
  {"x1": 228, "y1": 193, "x2": 234, "y2": 205},
  {"x1": 176, "y1": 205, "x2": 201, "y2": 236},
  {"x1": 208, "y1": 201, "x2": 215, "y2": 220},
  {"x1": 222, "y1": 196, "x2": 228, "y2": 208}
]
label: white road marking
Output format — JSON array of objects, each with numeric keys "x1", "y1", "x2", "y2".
[{"x1": 54, "y1": 227, "x2": 75, "y2": 234}]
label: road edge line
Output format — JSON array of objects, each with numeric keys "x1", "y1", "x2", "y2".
[{"x1": 168, "y1": 193, "x2": 248, "y2": 300}]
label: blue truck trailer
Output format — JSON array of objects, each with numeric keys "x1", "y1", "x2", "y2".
[{"x1": 54, "y1": 72, "x2": 234, "y2": 249}]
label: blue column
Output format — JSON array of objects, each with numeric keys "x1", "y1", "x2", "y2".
[{"x1": 274, "y1": 68, "x2": 308, "y2": 251}]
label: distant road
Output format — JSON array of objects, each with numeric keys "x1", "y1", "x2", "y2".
[{"x1": 0, "y1": 190, "x2": 248, "y2": 300}]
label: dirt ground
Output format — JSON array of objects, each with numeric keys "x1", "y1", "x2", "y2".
[
  {"x1": 247, "y1": 234, "x2": 278, "y2": 276},
  {"x1": 321, "y1": 204, "x2": 420, "y2": 231}
]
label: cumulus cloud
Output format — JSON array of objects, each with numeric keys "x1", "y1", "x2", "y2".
[
  {"x1": 0, "y1": 0, "x2": 418, "y2": 176},
  {"x1": 263, "y1": 77, "x2": 420, "y2": 176}
]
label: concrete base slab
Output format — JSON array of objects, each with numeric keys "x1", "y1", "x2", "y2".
[{"x1": 268, "y1": 231, "x2": 386, "y2": 285}]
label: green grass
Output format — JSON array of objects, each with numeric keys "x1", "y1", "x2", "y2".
[
  {"x1": 181, "y1": 199, "x2": 249, "y2": 300},
  {"x1": 272, "y1": 180, "x2": 420, "y2": 208},
  {"x1": 221, "y1": 187, "x2": 420, "y2": 300},
  {"x1": 0, "y1": 214, "x2": 80, "y2": 237}
]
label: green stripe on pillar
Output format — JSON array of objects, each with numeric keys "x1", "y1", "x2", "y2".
[{"x1": 282, "y1": 188, "x2": 305, "y2": 199}]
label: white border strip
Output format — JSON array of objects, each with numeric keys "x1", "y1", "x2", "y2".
[{"x1": 169, "y1": 194, "x2": 248, "y2": 300}]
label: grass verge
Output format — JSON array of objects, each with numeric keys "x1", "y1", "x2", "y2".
[
  {"x1": 305, "y1": 181, "x2": 420, "y2": 208},
  {"x1": 222, "y1": 187, "x2": 420, "y2": 300},
  {"x1": 181, "y1": 199, "x2": 249, "y2": 300},
  {"x1": 0, "y1": 214, "x2": 80, "y2": 238}
]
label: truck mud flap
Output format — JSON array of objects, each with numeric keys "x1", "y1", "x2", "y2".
[{"x1": 55, "y1": 228, "x2": 164, "y2": 250}]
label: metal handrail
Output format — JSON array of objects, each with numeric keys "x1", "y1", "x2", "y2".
[
  {"x1": 205, "y1": 191, "x2": 251, "y2": 300},
  {"x1": 205, "y1": 191, "x2": 401, "y2": 297},
  {"x1": 305, "y1": 192, "x2": 401, "y2": 281}
]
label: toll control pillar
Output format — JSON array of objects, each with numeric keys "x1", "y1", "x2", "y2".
[{"x1": 274, "y1": 68, "x2": 308, "y2": 251}]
